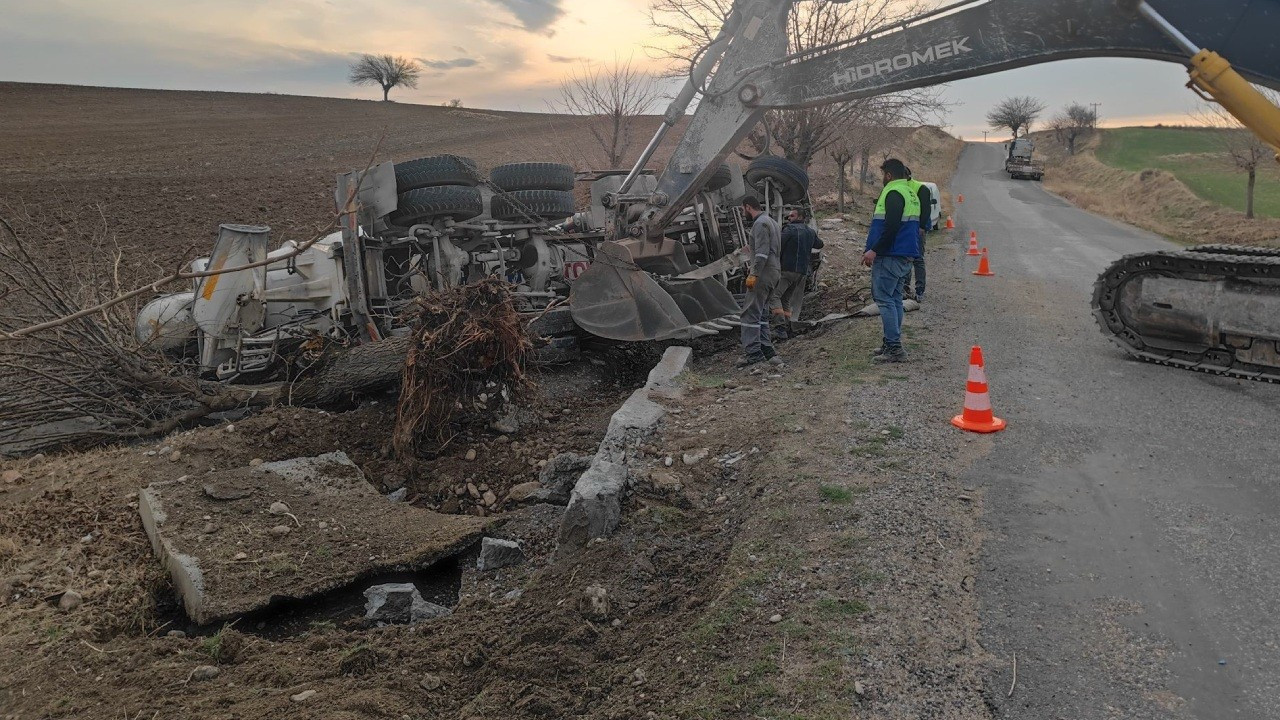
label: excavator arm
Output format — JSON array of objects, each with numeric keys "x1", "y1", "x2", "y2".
[
  {"x1": 645, "y1": 0, "x2": 1279, "y2": 239},
  {"x1": 569, "y1": 0, "x2": 1280, "y2": 342}
]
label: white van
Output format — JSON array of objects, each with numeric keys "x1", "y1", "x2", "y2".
[{"x1": 921, "y1": 181, "x2": 942, "y2": 230}]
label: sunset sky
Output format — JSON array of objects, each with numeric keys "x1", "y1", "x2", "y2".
[{"x1": 0, "y1": 0, "x2": 1206, "y2": 138}]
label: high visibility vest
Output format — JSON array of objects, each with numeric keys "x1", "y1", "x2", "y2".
[
  {"x1": 866, "y1": 179, "x2": 922, "y2": 257},
  {"x1": 906, "y1": 178, "x2": 932, "y2": 231}
]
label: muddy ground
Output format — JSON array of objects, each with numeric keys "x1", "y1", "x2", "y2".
[{"x1": 0, "y1": 84, "x2": 990, "y2": 719}]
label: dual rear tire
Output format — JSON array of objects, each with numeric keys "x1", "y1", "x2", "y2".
[{"x1": 388, "y1": 157, "x2": 576, "y2": 226}]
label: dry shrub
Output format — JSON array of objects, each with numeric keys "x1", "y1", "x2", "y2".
[
  {"x1": 393, "y1": 279, "x2": 534, "y2": 458},
  {"x1": 0, "y1": 209, "x2": 185, "y2": 454}
]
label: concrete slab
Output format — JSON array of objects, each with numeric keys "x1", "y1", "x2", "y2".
[{"x1": 139, "y1": 451, "x2": 489, "y2": 625}]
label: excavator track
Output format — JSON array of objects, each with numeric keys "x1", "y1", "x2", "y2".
[{"x1": 1092, "y1": 247, "x2": 1280, "y2": 383}]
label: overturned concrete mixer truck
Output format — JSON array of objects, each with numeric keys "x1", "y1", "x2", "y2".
[{"x1": 135, "y1": 154, "x2": 814, "y2": 380}]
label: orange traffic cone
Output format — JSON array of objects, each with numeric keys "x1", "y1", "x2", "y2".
[
  {"x1": 945, "y1": 216, "x2": 955, "y2": 230},
  {"x1": 966, "y1": 231, "x2": 980, "y2": 256},
  {"x1": 958, "y1": 194, "x2": 964, "y2": 204},
  {"x1": 951, "y1": 346, "x2": 1006, "y2": 433},
  {"x1": 973, "y1": 248, "x2": 995, "y2": 276}
]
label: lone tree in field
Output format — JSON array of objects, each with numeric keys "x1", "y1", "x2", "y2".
[
  {"x1": 349, "y1": 54, "x2": 421, "y2": 101},
  {"x1": 987, "y1": 96, "x2": 1048, "y2": 143},
  {"x1": 648, "y1": 0, "x2": 943, "y2": 169},
  {"x1": 555, "y1": 58, "x2": 663, "y2": 167},
  {"x1": 1050, "y1": 102, "x2": 1097, "y2": 155},
  {"x1": 1197, "y1": 89, "x2": 1277, "y2": 219}
]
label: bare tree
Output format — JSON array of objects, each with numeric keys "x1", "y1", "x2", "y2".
[
  {"x1": 349, "y1": 54, "x2": 421, "y2": 102},
  {"x1": 829, "y1": 141, "x2": 855, "y2": 213},
  {"x1": 554, "y1": 58, "x2": 664, "y2": 167},
  {"x1": 1051, "y1": 102, "x2": 1096, "y2": 155},
  {"x1": 987, "y1": 96, "x2": 1048, "y2": 142},
  {"x1": 443, "y1": 99, "x2": 463, "y2": 108},
  {"x1": 648, "y1": 0, "x2": 944, "y2": 169},
  {"x1": 835, "y1": 116, "x2": 897, "y2": 194},
  {"x1": 1196, "y1": 91, "x2": 1277, "y2": 219}
]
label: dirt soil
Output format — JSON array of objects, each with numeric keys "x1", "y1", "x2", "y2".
[
  {"x1": 1033, "y1": 130, "x2": 1280, "y2": 246},
  {"x1": 0, "y1": 82, "x2": 689, "y2": 287},
  {"x1": 0, "y1": 85, "x2": 991, "y2": 719}
]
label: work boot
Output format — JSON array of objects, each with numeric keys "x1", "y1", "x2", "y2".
[
  {"x1": 915, "y1": 292, "x2": 925, "y2": 303},
  {"x1": 736, "y1": 354, "x2": 766, "y2": 369},
  {"x1": 767, "y1": 355, "x2": 785, "y2": 367},
  {"x1": 872, "y1": 343, "x2": 889, "y2": 356},
  {"x1": 872, "y1": 344, "x2": 908, "y2": 363}
]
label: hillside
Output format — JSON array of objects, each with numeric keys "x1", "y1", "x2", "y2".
[
  {"x1": 1035, "y1": 126, "x2": 1280, "y2": 246},
  {"x1": 1097, "y1": 127, "x2": 1280, "y2": 218}
]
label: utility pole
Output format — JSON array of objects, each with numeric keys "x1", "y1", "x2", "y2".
[
  {"x1": 1090, "y1": 102, "x2": 1102, "y2": 128},
  {"x1": 983, "y1": 130, "x2": 989, "y2": 143}
]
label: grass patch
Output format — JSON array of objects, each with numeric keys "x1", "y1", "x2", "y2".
[
  {"x1": 818, "y1": 484, "x2": 854, "y2": 503},
  {"x1": 1097, "y1": 127, "x2": 1280, "y2": 218},
  {"x1": 684, "y1": 371, "x2": 728, "y2": 389},
  {"x1": 648, "y1": 505, "x2": 690, "y2": 529},
  {"x1": 850, "y1": 440, "x2": 890, "y2": 457},
  {"x1": 817, "y1": 596, "x2": 870, "y2": 618}
]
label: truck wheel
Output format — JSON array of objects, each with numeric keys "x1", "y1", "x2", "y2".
[
  {"x1": 490, "y1": 162, "x2": 575, "y2": 192},
  {"x1": 491, "y1": 189, "x2": 576, "y2": 222},
  {"x1": 745, "y1": 156, "x2": 809, "y2": 204},
  {"x1": 394, "y1": 155, "x2": 480, "y2": 193},
  {"x1": 389, "y1": 185, "x2": 484, "y2": 226},
  {"x1": 705, "y1": 163, "x2": 733, "y2": 192}
]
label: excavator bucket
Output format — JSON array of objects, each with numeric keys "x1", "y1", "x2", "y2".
[{"x1": 570, "y1": 240, "x2": 741, "y2": 342}]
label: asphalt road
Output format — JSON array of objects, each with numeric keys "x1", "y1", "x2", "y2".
[{"x1": 943, "y1": 144, "x2": 1280, "y2": 719}]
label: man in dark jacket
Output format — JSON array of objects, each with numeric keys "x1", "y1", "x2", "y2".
[
  {"x1": 903, "y1": 167, "x2": 931, "y2": 301},
  {"x1": 774, "y1": 208, "x2": 824, "y2": 339}
]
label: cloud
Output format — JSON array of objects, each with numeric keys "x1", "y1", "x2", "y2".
[
  {"x1": 485, "y1": 0, "x2": 566, "y2": 32},
  {"x1": 546, "y1": 54, "x2": 585, "y2": 64},
  {"x1": 418, "y1": 57, "x2": 480, "y2": 70}
]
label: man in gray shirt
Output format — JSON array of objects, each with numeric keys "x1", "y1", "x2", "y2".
[{"x1": 738, "y1": 196, "x2": 784, "y2": 368}]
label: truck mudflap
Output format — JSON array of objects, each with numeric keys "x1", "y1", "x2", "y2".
[{"x1": 569, "y1": 240, "x2": 742, "y2": 342}]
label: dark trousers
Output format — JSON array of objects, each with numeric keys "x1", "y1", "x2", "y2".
[{"x1": 901, "y1": 232, "x2": 926, "y2": 298}]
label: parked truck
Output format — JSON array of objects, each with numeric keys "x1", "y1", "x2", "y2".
[{"x1": 1005, "y1": 137, "x2": 1045, "y2": 181}]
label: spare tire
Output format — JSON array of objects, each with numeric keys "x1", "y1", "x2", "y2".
[
  {"x1": 705, "y1": 163, "x2": 733, "y2": 192},
  {"x1": 745, "y1": 156, "x2": 809, "y2": 204},
  {"x1": 394, "y1": 155, "x2": 479, "y2": 193},
  {"x1": 389, "y1": 185, "x2": 484, "y2": 226},
  {"x1": 491, "y1": 189, "x2": 576, "y2": 222},
  {"x1": 490, "y1": 162, "x2": 575, "y2": 192}
]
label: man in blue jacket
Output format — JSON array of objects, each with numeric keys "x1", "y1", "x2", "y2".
[
  {"x1": 862, "y1": 158, "x2": 921, "y2": 363},
  {"x1": 774, "y1": 208, "x2": 824, "y2": 340}
]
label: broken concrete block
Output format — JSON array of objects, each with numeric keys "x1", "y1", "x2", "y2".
[
  {"x1": 363, "y1": 582, "x2": 451, "y2": 625},
  {"x1": 139, "y1": 451, "x2": 487, "y2": 625},
  {"x1": 476, "y1": 538, "x2": 523, "y2": 572},
  {"x1": 557, "y1": 458, "x2": 629, "y2": 549},
  {"x1": 644, "y1": 345, "x2": 693, "y2": 400},
  {"x1": 538, "y1": 453, "x2": 592, "y2": 503}
]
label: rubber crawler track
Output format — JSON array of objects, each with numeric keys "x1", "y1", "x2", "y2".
[{"x1": 1092, "y1": 247, "x2": 1280, "y2": 383}]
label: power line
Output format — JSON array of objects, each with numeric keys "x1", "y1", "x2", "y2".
[{"x1": 1090, "y1": 102, "x2": 1102, "y2": 128}]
